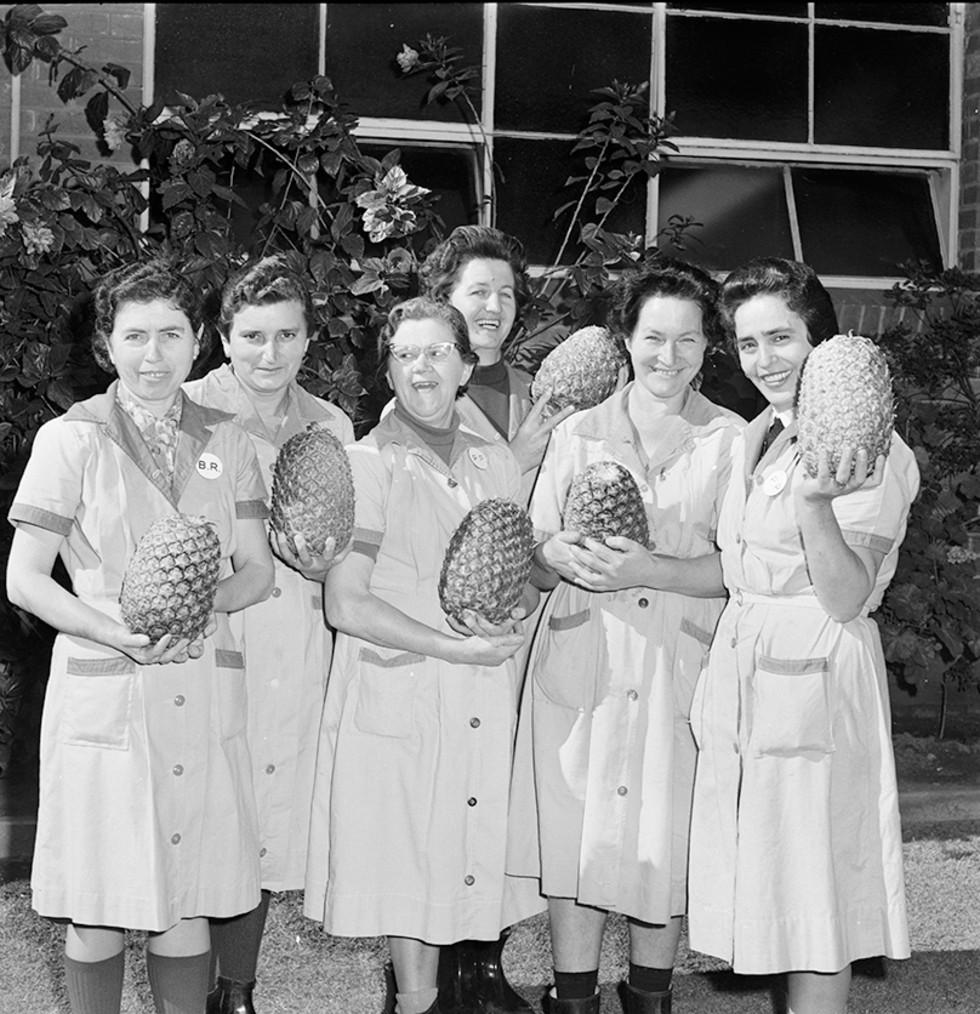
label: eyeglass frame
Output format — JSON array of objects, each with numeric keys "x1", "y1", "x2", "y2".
[{"x1": 385, "y1": 340, "x2": 461, "y2": 364}]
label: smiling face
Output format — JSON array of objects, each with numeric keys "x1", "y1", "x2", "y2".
[
  {"x1": 386, "y1": 317, "x2": 474, "y2": 429},
  {"x1": 107, "y1": 298, "x2": 199, "y2": 413},
  {"x1": 733, "y1": 293, "x2": 814, "y2": 414},
  {"x1": 222, "y1": 299, "x2": 310, "y2": 400},
  {"x1": 448, "y1": 257, "x2": 517, "y2": 365},
  {"x1": 625, "y1": 295, "x2": 708, "y2": 407}
]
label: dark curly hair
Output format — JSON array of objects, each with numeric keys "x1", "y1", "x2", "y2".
[
  {"x1": 91, "y1": 259, "x2": 208, "y2": 372},
  {"x1": 218, "y1": 255, "x2": 314, "y2": 337},
  {"x1": 418, "y1": 225, "x2": 531, "y2": 314},
  {"x1": 719, "y1": 258, "x2": 839, "y2": 351},
  {"x1": 607, "y1": 257, "x2": 723, "y2": 349}
]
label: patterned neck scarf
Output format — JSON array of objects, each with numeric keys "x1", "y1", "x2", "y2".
[{"x1": 116, "y1": 384, "x2": 182, "y2": 479}]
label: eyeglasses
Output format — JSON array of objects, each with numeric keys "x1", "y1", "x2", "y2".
[{"x1": 387, "y1": 341, "x2": 459, "y2": 364}]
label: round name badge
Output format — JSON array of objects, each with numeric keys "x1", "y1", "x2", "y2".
[
  {"x1": 762, "y1": 469, "x2": 787, "y2": 496},
  {"x1": 196, "y1": 452, "x2": 224, "y2": 479},
  {"x1": 468, "y1": 447, "x2": 488, "y2": 470}
]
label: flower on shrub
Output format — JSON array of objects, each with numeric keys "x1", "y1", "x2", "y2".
[
  {"x1": 355, "y1": 166, "x2": 430, "y2": 244},
  {"x1": 168, "y1": 138, "x2": 196, "y2": 174},
  {"x1": 0, "y1": 176, "x2": 19, "y2": 238},
  {"x1": 396, "y1": 44, "x2": 420, "y2": 73},
  {"x1": 947, "y1": 545, "x2": 980, "y2": 565},
  {"x1": 21, "y1": 222, "x2": 55, "y2": 255},
  {"x1": 102, "y1": 112, "x2": 129, "y2": 152}
]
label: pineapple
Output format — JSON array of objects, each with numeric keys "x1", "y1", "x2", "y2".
[
  {"x1": 564, "y1": 461, "x2": 651, "y2": 547},
  {"x1": 120, "y1": 514, "x2": 221, "y2": 642},
  {"x1": 531, "y1": 325, "x2": 625, "y2": 415},
  {"x1": 439, "y1": 499, "x2": 535, "y2": 625},
  {"x1": 270, "y1": 422, "x2": 355, "y2": 556},
  {"x1": 797, "y1": 333, "x2": 894, "y2": 479}
]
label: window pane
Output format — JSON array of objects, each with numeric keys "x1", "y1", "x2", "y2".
[
  {"x1": 669, "y1": 3, "x2": 806, "y2": 16},
  {"x1": 493, "y1": 139, "x2": 646, "y2": 265},
  {"x1": 666, "y1": 18, "x2": 807, "y2": 141},
  {"x1": 814, "y1": 26, "x2": 949, "y2": 148},
  {"x1": 815, "y1": 3, "x2": 949, "y2": 27},
  {"x1": 325, "y1": 4, "x2": 483, "y2": 122},
  {"x1": 793, "y1": 168, "x2": 942, "y2": 275},
  {"x1": 360, "y1": 144, "x2": 480, "y2": 233},
  {"x1": 495, "y1": 7, "x2": 651, "y2": 133},
  {"x1": 156, "y1": 5, "x2": 318, "y2": 106},
  {"x1": 657, "y1": 165, "x2": 794, "y2": 271}
]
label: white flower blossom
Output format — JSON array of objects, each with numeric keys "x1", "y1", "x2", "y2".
[
  {"x1": 0, "y1": 174, "x2": 18, "y2": 238},
  {"x1": 396, "y1": 44, "x2": 420, "y2": 73},
  {"x1": 22, "y1": 222, "x2": 55, "y2": 255},
  {"x1": 947, "y1": 545, "x2": 980, "y2": 565},
  {"x1": 102, "y1": 112, "x2": 129, "y2": 153},
  {"x1": 355, "y1": 166, "x2": 430, "y2": 243}
]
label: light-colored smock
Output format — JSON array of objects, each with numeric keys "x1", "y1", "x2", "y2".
[
  {"x1": 8, "y1": 385, "x2": 267, "y2": 931},
  {"x1": 688, "y1": 412, "x2": 919, "y2": 974},
  {"x1": 304, "y1": 411, "x2": 543, "y2": 942},
  {"x1": 515, "y1": 385, "x2": 743, "y2": 922},
  {"x1": 184, "y1": 364, "x2": 354, "y2": 891}
]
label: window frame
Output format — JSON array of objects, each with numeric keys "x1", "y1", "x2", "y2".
[{"x1": 145, "y1": 2, "x2": 963, "y2": 283}]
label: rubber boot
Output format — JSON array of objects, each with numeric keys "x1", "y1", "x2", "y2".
[
  {"x1": 436, "y1": 944, "x2": 466, "y2": 1013},
  {"x1": 213, "y1": 976, "x2": 257, "y2": 1014},
  {"x1": 618, "y1": 980, "x2": 672, "y2": 1014},
  {"x1": 458, "y1": 932, "x2": 532, "y2": 1013},
  {"x1": 542, "y1": 987, "x2": 601, "y2": 1013},
  {"x1": 206, "y1": 985, "x2": 222, "y2": 1014}
]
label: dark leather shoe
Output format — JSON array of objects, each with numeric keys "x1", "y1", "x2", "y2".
[
  {"x1": 618, "y1": 980, "x2": 671, "y2": 1014},
  {"x1": 459, "y1": 933, "x2": 532, "y2": 1013},
  {"x1": 542, "y1": 988, "x2": 601, "y2": 1013},
  {"x1": 206, "y1": 985, "x2": 222, "y2": 1014},
  {"x1": 213, "y1": 976, "x2": 257, "y2": 1014}
]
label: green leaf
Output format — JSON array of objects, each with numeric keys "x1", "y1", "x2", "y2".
[
  {"x1": 102, "y1": 62, "x2": 130, "y2": 90},
  {"x1": 30, "y1": 12, "x2": 67, "y2": 35},
  {"x1": 84, "y1": 91, "x2": 109, "y2": 135}
]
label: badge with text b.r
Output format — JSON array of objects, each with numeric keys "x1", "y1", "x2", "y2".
[
  {"x1": 196, "y1": 452, "x2": 223, "y2": 479},
  {"x1": 468, "y1": 447, "x2": 488, "y2": 470}
]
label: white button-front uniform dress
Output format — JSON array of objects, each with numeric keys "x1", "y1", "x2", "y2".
[
  {"x1": 516, "y1": 385, "x2": 743, "y2": 921},
  {"x1": 304, "y1": 411, "x2": 544, "y2": 942},
  {"x1": 688, "y1": 413, "x2": 920, "y2": 974},
  {"x1": 7, "y1": 385, "x2": 267, "y2": 930},
  {"x1": 185, "y1": 364, "x2": 354, "y2": 891}
]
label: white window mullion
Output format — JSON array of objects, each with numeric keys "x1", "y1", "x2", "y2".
[
  {"x1": 807, "y1": 2, "x2": 815, "y2": 146},
  {"x1": 318, "y1": 4, "x2": 327, "y2": 77},
  {"x1": 649, "y1": 3, "x2": 667, "y2": 246},
  {"x1": 783, "y1": 165, "x2": 803, "y2": 261},
  {"x1": 483, "y1": 3, "x2": 498, "y2": 225}
]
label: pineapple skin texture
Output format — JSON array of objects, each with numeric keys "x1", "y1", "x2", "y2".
[
  {"x1": 270, "y1": 422, "x2": 355, "y2": 556},
  {"x1": 532, "y1": 326, "x2": 625, "y2": 414},
  {"x1": 564, "y1": 460, "x2": 651, "y2": 548},
  {"x1": 439, "y1": 499, "x2": 535, "y2": 625},
  {"x1": 119, "y1": 514, "x2": 221, "y2": 642},
  {"x1": 797, "y1": 334, "x2": 895, "y2": 478}
]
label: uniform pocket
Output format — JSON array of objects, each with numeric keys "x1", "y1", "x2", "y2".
[
  {"x1": 353, "y1": 649, "x2": 422, "y2": 738},
  {"x1": 533, "y1": 608, "x2": 599, "y2": 711},
  {"x1": 750, "y1": 654, "x2": 834, "y2": 757},
  {"x1": 62, "y1": 656, "x2": 135, "y2": 749},
  {"x1": 213, "y1": 649, "x2": 247, "y2": 741}
]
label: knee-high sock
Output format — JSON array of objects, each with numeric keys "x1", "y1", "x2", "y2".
[
  {"x1": 209, "y1": 890, "x2": 271, "y2": 984},
  {"x1": 64, "y1": 952, "x2": 125, "y2": 1014},
  {"x1": 146, "y1": 950, "x2": 210, "y2": 1014}
]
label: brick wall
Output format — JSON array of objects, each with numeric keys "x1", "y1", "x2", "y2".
[
  {"x1": 960, "y1": 5, "x2": 980, "y2": 270},
  {"x1": 9, "y1": 3, "x2": 144, "y2": 166}
]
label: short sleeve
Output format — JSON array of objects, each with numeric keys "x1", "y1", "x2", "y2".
[
  {"x1": 831, "y1": 434, "x2": 920, "y2": 554},
  {"x1": 7, "y1": 417, "x2": 85, "y2": 536},
  {"x1": 228, "y1": 423, "x2": 269, "y2": 519},
  {"x1": 529, "y1": 420, "x2": 575, "y2": 543},
  {"x1": 348, "y1": 438, "x2": 390, "y2": 558}
]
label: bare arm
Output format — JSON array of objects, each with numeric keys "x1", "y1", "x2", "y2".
[
  {"x1": 6, "y1": 524, "x2": 193, "y2": 664},
  {"x1": 213, "y1": 515, "x2": 275, "y2": 613},
  {"x1": 795, "y1": 447, "x2": 886, "y2": 622},
  {"x1": 324, "y1": 551, "x2": 524, "y2": 668}
]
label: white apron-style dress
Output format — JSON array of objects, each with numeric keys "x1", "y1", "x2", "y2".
[
  {"x1": 8, "y1": 385, "x2": 267, "y2": 931},
  {"x1": 185, "y1": 365, "x2": 354, "y2": 891},
  {"x1": 512, "y1": 385, "x2": 743, "y2": 922},
  {"x1": 304, "y1": 412, "x2": 544, "y2": 943},
  {"x1": 688, "y1": 412, "x2": 920, "y2": 974}
]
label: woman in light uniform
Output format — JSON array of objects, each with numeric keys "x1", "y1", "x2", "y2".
[
  {"x1": 687, "y1": 258, "x2": 919, "y2": 1014},
  {"x1": 522, "y1": 260, "x2": 744, "y2": 1014},
  {"x1": 6, "y1": 260, "x2": 274, "y2": 1014},
  {"x1": 304, "y1": 297, "x2": 541, "y2": 1014},
  {"x1": 184, "y1": 256, "x2": 354, "y2": 1014}
]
